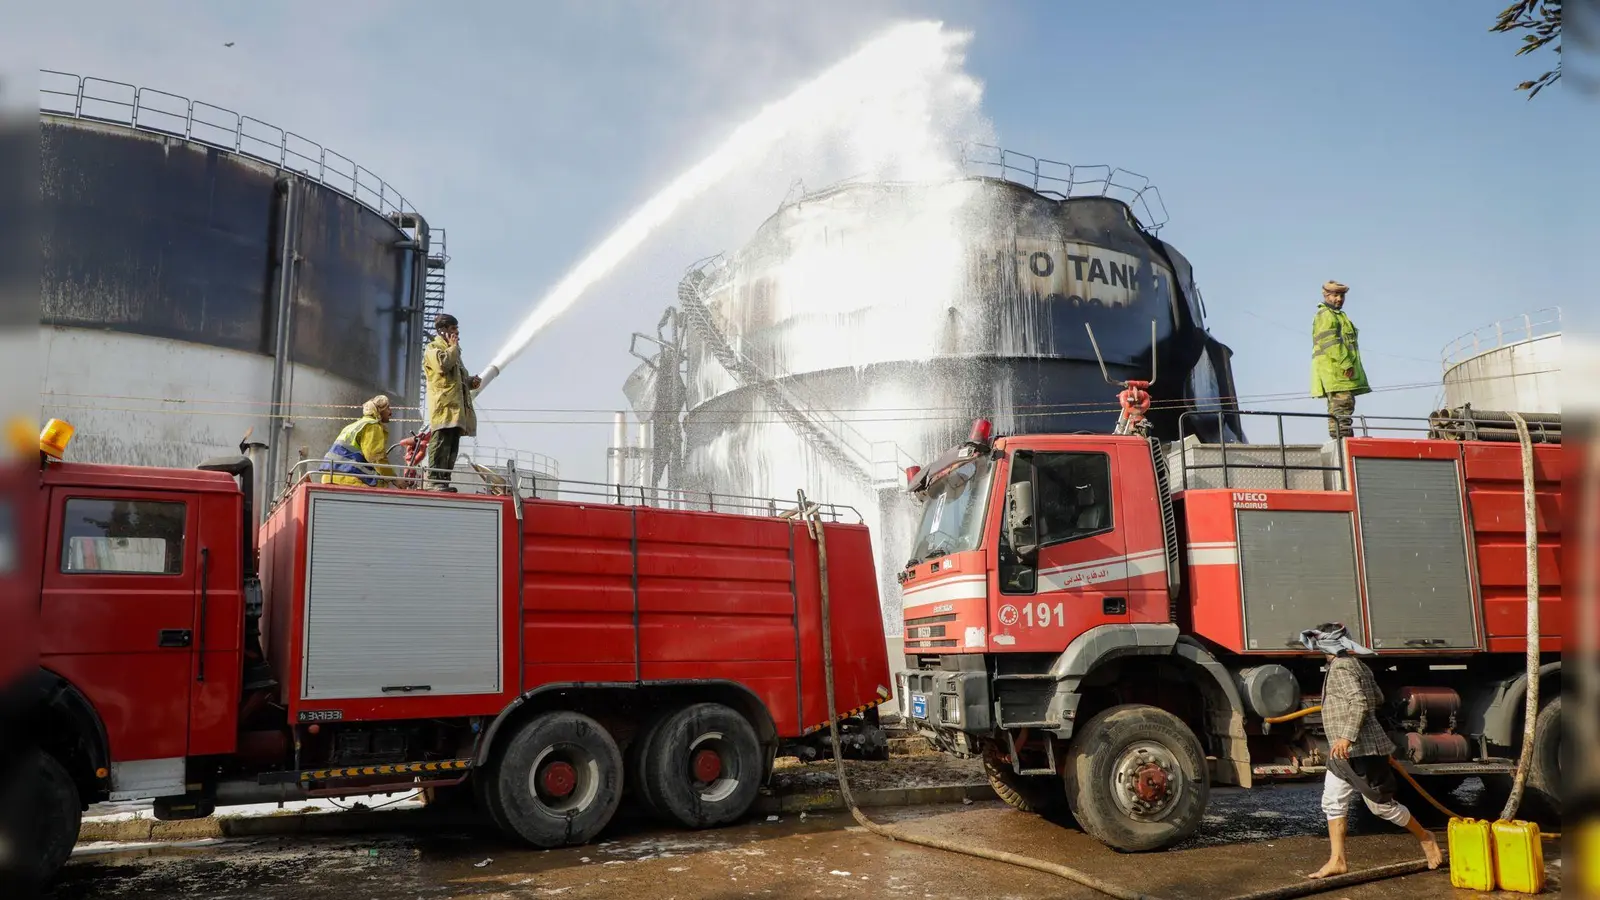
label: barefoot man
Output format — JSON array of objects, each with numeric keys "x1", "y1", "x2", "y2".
[{"x1": 1300, "y1": 623, "x2": 1443, "y2": 879}]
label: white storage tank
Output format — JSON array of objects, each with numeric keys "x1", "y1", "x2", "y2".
[{"x1": 1440, "y1": 308, "x2": 1561, "y2": 414}]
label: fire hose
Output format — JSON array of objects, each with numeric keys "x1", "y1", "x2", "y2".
[{"x1": 797, "y1": 494, "x2": 1470, "y2": 900}]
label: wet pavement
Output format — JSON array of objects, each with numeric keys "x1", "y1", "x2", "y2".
[{"x1": 53, "y1": 782, "x2": 1562, "y2": 899}]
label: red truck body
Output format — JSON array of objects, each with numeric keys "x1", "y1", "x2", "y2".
[
  {"x1": 898, "y1": 415, "x2": 1562, "y2": 852},
  {"x1": 33, "y1": 446, "x2": 890, "y2": 882},
  {"x1": 259, "y1": 483, "x2": 889, "y2": 736}
]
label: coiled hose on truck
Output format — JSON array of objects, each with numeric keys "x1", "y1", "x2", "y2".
[{"x1": 794, "y1": 481, "x2": 1505, "y2": 900}]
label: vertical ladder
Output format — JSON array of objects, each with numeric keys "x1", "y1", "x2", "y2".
[{"x1": 419, "y1": 228, "x2": 448, "y2": 418}]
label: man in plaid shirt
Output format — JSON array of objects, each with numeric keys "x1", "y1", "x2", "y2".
[{"x1": 1301, "y1": 623, "x2": 1443, "y2": 879}]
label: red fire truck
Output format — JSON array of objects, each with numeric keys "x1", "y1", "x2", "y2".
[
  {"x1": 897, "y1": 409, "x2": 1562, "y2": 852},
  {"x1": 29, "y1": 422, "x2": 891, "y2": 882}
]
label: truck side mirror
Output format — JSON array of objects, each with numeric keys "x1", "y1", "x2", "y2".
[{"x1": 1007, "y1": 481, "x2": 1038, "y2": 563}]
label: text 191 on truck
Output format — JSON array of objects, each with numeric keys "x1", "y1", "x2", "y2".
[
  {"x1": 897, "y1": 411, "x2": 1561, "y2": 852},
  {"x1": 28, "y1": 421, "x2": 891, "y2": 884}
]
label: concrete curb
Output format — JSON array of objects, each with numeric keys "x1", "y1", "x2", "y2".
[{"x1": 77, "y1": 782, "x2": 994, "y2": 845}]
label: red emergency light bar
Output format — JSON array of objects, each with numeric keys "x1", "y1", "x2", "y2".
[
  {"x1": 905, "y1": 465, "x2": 922, "y2": 486},
  {"x1": 968, "y1": 418, "x2": 993, "y2": 446}
]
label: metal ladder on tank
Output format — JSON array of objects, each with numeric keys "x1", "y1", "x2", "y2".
[
  {"x1": 417, "y1": 229, "x2": 449, "y2": 411},
  {"x1": 674, "y1": 259, "x2": 916, "y2": 492}
]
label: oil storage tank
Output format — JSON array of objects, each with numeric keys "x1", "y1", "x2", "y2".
[
  {"x1": 1440, "y1": 308, "x2": 1561, "y2": 414},
  {"x1": 627, "y1": 146, "x2": 1245, "y2": 634},
  {"x1": 38, "y1": 71, "x2": 445, "y2": 495}
]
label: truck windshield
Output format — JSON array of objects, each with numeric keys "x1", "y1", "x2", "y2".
[{"x1": 908, "y1": 456, "x2": 994, "y2": 565}]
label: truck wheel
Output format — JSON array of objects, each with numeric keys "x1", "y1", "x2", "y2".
[
  {"x1": 981, "y1": 743, "x2": 1063, "y2": 815},
  {"x1": 645, "y1": 703, "x2": 763, "y2": 829},
  {"x1": 1064, "y1": 704, "x2": 1210, "y2": 852},
  {"x1": 40, "y1": 752, "x2": 82, "y2": 884},
  {"x1": 1528, "y1": 697, "x2": 1562, "y2": 814},
  {"x1": 492, "y1": 711, "x2": 623, "y2": 847}
]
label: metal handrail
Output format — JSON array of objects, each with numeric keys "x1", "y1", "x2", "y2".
[
  {"x1": 1177, "y1": 409, "x2": 1351, "y2": 491},
  {"x1": 1440, "y1": 307, "x2": 1562, "y2": 369},
  {"x1": 957, "y1": 142, "x2": 1170, "y2": 233},
  {"x1": 277, "y1": 458, "x2": 863, "y2": 524},
  {"x1": 38, "y1": 69, "x2": 419, "y2": 221}
]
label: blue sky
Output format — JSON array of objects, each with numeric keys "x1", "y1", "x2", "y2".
[{"x1": 11, "y1": 1, "x2": 1589, "y2": 480}]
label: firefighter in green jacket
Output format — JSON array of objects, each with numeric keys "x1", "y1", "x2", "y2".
[
  {"x1": 1310, "y1": 280, "x2": 1369, "y2": 440},
  {"x1": 422, "y1": 313, "x2": 481, "y2": 492}
]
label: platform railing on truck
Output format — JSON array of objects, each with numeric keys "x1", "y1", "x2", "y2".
[
  {"x1": 1173, "y1": 407, "x2": 1563, "y2": 492},
  {"x1": 276, "y1": 458, "x2": 863, "y2": 524},
  {"x1": 1175, "y1": 410, "x2": 1352, "y2": 491}
]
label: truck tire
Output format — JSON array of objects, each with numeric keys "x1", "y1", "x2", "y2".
[
  {"x1": 1528, "y1": 697, "x2": 1562, "y2": 814},
  {"x1": 40, "y1": 752, "x2": 82, "y2": 884},
  {"x1": 472, "y1": 763, "x2": 516, "y2": 837},
  {"x1": 643, "y1": 703, "x2": 763, "y2": 829},
  {"x1": 627, "y1": 711, "x2": 672, "y2": 819},
  {"x1": 1063, "y1": 704, "x2": 1210, "y2": 852},
  {"x1": 492, "y1": 711, "x2": 623, "y2": 847},
  {"x1": 981, "y1": 744, "x2": 1063, "y2": 815}
]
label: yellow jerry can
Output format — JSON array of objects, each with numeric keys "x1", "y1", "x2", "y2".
[
  {"x1": 1491, "y1": 819, "x2": 1545, "y2": 894},
  {"x1": 1448, "y1": 817, "x2": 1496, "y2": 892},
  {"x1": 1580, "y1": 819, "x2": 1600, "y2": 897}
]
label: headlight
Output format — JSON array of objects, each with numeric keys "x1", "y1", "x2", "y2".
[{"x1": 940, "y1": 694, "x2": 960, "y2": 725}]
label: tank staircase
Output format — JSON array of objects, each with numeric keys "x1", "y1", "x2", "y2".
[
  {"x1": 419, "y1": 229, "x2": 448, "y2": 413},
  {"x1": 674, "y1": 260, "x2": 916, "y2": 491}
]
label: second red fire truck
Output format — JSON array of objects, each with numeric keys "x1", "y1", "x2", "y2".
[{"x1": 897, "y1": 410, "x2": 1562, "y2": 852}]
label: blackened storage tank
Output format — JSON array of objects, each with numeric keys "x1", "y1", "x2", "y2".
[
  {"x1": 37, "y1": 71, "x2": 446, "y2": 493},
  {"x1": 651, "y1": 150, "x2": 1244, "y2": 635}
]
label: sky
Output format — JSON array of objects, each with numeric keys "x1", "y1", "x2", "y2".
[{"x1": 7, "y1": 0, "x2": 1592, "y2": 482}]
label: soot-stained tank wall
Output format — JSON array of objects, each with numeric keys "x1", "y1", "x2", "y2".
[
  {"x1": 40, "y1": 115, "x2": 415, "y2": 397},
  {"x1": 686, "y1": 178, "x2": 1241, "y2": 450}
]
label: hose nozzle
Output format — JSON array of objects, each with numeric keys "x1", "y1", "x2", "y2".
[{"x1": 473, "y1": 364, "x2": 501, "y2": 397}]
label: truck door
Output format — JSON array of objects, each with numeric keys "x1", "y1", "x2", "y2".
[
  {"x1": 40, "y1": 490, "x2": 196, "y2": 799},
  {"x1": 996, "y1": 444, "x2": 1135, "y2": 652}
]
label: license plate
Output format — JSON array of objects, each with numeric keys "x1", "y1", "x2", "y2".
[{"x1": 911, "y1": 694, "x2": 927, "y2": 719}]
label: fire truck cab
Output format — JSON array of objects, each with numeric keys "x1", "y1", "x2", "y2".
[{"x1": 898, "y1": 412, "x2": 1562, "y2": 852}]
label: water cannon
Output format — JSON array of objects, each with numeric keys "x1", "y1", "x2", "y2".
[
  {"x1": 473, "y1": 364, "x2": 502, "y2": 398},
  {"x1": 1085, "y1": 320, "x2": 1158, "y2": 437}
]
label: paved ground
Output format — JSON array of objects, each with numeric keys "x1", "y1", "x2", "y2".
[{"x1": 53, "y1": 781, "x2": 1562, "y2": 899}]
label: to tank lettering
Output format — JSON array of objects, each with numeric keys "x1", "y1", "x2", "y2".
[{"x1": 1029, "y1": 252, "x2": 1053, "y2": 277}]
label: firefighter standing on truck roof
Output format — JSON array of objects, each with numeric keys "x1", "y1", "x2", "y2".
[
  {"x1": 422, "y1": 313, "x2": 481, "y2": 492},
  {"x1": 1310, "y1": 280, "x2": 1369, "y2": 440},
  {"x1": 320, "y1": 395, "x2": 394, "y2": 487},
  {"x1": 1301, "y1": 623, "x2": 1443, "y2": 879}
]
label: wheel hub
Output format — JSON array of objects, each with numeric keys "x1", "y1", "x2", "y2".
[
  {"x1": 1111, "y1": 741, "x2": 1184, "y2": 822},
  {"x1": 692, "y1": 748, "x2": 723, "y2": 783},
  {"x1": 1134, "y1": 763, "x2": 1170, "y2": 804},
  {"x1": 540, "y1": 760, "x2": 578, "y2": 798}
]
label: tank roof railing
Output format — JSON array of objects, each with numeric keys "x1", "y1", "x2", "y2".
[
  {"x1": 1440, "y1": 307, "x2": 1562, "y2": 370},
  {"x1": 957, "y1": 142, "x2": 1171, "y2": 234},
  {"x1": 276, "y1": 458, "x2": 862, "y2": 524},
  {"x1": 39, "y1": 69, "x2": 421, "y2": 222}
]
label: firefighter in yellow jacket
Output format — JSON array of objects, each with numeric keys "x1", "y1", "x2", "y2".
[
  {"x1": 320, "y1": 395, "x2": 394, "y2": 487},
  {"x1": 1310, "y1": 280, "x2": 1369, "y2": 440},
  {"x1": 422, "y1": 314, "x2": 481, "y2": 492}
]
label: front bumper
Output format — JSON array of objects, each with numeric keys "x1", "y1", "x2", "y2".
[{"x1": 896, "y1": 668, "x2": 992, "y2": 739}]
